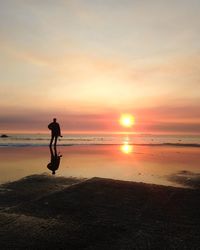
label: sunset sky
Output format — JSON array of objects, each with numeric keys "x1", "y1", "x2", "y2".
[{"x1": 0, "y1": 0, "x2": 200, "y2": 134}]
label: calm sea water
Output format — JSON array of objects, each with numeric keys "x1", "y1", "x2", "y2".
[
  {"x1": 1, "y1": 133, "x2": 200, "y2": 147},
  {"x1": 0, "y1": 134, "x2": 200, "y2": 188}
]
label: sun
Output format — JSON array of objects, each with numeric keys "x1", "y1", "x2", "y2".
[{"x1": 119, "y1": 114, "x2": 135, "y2": 128}]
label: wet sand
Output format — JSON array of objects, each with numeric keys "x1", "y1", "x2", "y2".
[
  {"x1": 1, "y1": 145, "x2": 200, "y2": 188},
  {"x1": 0, "y1": 174, "x2": 199, "y2": 249}
]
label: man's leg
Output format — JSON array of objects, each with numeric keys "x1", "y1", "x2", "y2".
[
  {"x1": 54, "y1": 136, "x2": 58, "y2": 147},
  {"x1": 50, "y1": 135, "x2": 54, "y2": 146}
]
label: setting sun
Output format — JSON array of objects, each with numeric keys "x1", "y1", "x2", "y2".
[{"x1": 119, "y1": 114, "x2": 135, "y2": 128}]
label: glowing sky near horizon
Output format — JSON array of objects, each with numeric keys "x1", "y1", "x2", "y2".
[{"x1": 0, "y1": 0, "x2": 200, "y2": 134}]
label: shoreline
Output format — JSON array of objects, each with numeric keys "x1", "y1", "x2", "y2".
[
  {"x1": 0, "y1": 174, "x2": 199, "y2": 249},
  {"x1": 0, "y1": 145, "x2": 200, "y2": 188},
  {"x1": 1, "y1": 142, "x2": 200, "y2": 148}
]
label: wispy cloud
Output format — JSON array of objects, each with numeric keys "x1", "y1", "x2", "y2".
[{"x1": 0, "y1": 0, "x2": 200, "y2": 133}]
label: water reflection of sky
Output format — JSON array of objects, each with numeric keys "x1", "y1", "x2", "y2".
[
  {"x1": 0, "y1": 145, "x2": 200, "y2": 188},
  {"x1": 120, "y1": 136, "x2": 133, "y2": 154},
  {"x1": 120, "y1": 141, "x2": 133, "y2": 154},
  {"x1": 120, "y1": 143, "x2": 133, "y2": 154}
]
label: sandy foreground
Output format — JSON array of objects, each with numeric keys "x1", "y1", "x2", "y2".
[{"x1": 0, "y1": 174, "x2": 199, "y2": 250}]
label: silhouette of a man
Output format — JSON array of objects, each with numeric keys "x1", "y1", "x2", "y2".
[
  {"x1": 47, "y1": 146, "x2": 62, "y2": 175},
  {"x1": 48, "y1": 118, "x2": 62, "y2": 146}
]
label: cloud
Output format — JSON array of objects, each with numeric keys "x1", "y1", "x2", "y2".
[
  {"x1": 1, "y1": 103, "x2": 200, "y2": 134},
  {"x1": 2, "y1": 40, "x2": 200, "y2": 111},
  {"x1": 0, "y1": 0, "x2": 200, "y2": 133}
]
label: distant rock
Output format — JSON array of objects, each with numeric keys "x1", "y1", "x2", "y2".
[{"x1": 1, "y1": 134, "x2": 9, "y2": 138}]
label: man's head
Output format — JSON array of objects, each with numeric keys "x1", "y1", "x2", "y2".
[{"x1": 53, "y1": 118, "x2": 57, "y2": 122}]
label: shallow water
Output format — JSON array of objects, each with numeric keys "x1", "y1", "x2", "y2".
[
  {"x1": 1, "y1": 133, "x2": 200, "y2": 147},
  {"x1": 0, "y1": 144, "x2": 200, "y2": 188}
]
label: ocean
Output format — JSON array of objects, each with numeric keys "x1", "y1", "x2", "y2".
[
  {"x1": 1, "y1": 133, "x2": 200, "y2": 188},
  {"x1": 1, "y1": 133, "x2": 200, "y2": 147}
]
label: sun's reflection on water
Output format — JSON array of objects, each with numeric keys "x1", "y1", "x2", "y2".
[{"x1": 120, "y1": 141, "x2": 133, "y2": 154}]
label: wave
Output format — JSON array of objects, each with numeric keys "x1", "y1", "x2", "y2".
[
  {"x1": 0, "y1": 142, "x2": 200, "y2": 148},
  {"x1": 0, "y1": 137, "x2": 105, "y2": 141},
  {"x1": 161, "y1": 143, "x2": 200, "y2": 147}
]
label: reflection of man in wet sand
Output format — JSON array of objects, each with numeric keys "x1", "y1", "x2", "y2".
[
  {"x1": 47, "y1": 146, "x2": 62, "y2": 175},
  {"x1": 48, "y1": 118, "x2": 62, "y2": 146}
]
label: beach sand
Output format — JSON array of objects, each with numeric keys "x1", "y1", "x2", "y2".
[
  {"x1": 0, "y1": 174, "x2": 199, "y2": 249},
  {"x1": 1, "y1": 145, "x2": 200, "y2": 188}
]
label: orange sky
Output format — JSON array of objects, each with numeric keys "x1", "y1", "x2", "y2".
[{"x1": 0, "y1": 0, "x2": 200, "y2": 134}]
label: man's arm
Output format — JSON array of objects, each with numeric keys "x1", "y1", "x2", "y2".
[{"x1": 48, "y1": 123, "x2": 53, "y2": 130}]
